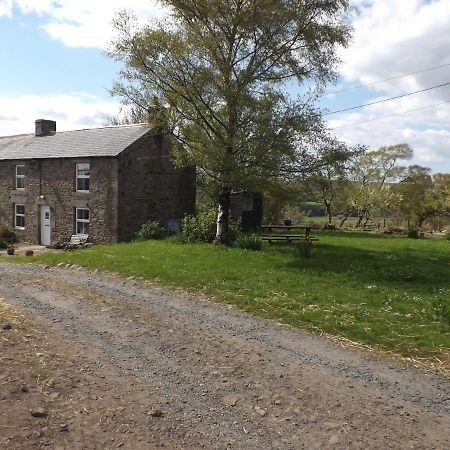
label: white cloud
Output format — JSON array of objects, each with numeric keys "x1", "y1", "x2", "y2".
[
  {"x1": 0, "y1": 0, "x2": 168, "y2": 48},
  {"x1": 0, "y1": 93, "x2": 121, "y2": 135},
  {"x1": 327, "y1": 95, "x2": 450, "y2": 172},
  {"x1": 341, "y1": 0, "x2": 450, "y2": 95},
  {"x1": 0, "y1": 0, "x2": 13, "y2": 16},
  {"x1": 327, "y1": 0, "x2": 450, "y2": 172}
]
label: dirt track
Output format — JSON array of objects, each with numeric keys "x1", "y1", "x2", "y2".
[{"x1": 0, "y1": 262, "x2": 449, "y2": 449}]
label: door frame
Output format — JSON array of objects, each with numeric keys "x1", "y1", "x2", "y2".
[{"x1": 40, "y1": 204, "x2": 51, "y2": 246}]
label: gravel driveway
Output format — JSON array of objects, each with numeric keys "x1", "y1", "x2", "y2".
[{"x1": 0, "y1": 262, "x2": 449, "y2": 449}]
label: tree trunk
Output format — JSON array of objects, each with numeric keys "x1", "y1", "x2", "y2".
[
  {"x1": 339, "y1": 210, "x2": 352, "y2": 228},
  {"x1": 355, "y1": 209, "x2": 367, "y2": 228},
  {"x1": 214, "y1": 187, "x2": 231, "y2": 244},
  {"x1": 324, "y1": 201, "x2": 333, "y2": 225},
  {"x1": 416, "y1": 216, "x2": 426, "y2": 230}
]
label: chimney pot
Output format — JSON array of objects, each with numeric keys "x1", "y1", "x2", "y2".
[{"x1": 35, "y1": 119, "x2": 56, "y2": 137}]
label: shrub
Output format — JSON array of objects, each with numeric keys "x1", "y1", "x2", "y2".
[
  {"x1": 0, "y1": 240, "x2": 8, "y2": 249},
  {"x1": 182, "y1": 209, "x2": 241, "y2": 243},
  {"x1": 182, "y1": 210, "x2": 216, "y2": 243},
  {"x1": 135, "y1": 220, "x2": 166, "y2": 240},
  {"x1": 0, "y1": 223, "x2": 17, "y2": 245},
  {"x1": 407, "y1": 227, "x2": 423, "y2": 239},
  {"x1": 445, "y1": 233, "x2": 450, "y2": 241},
  {"x1": 236, "y1": 233, "x2": 262, "y2": 251}
]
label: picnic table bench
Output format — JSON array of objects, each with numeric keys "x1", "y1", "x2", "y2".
[
  {"x1": 68, "y1": 234, "x2": 89, "y2": 245},
  {"x1": 62, "y1": 234, "x2": 90, "y2": 250},
  {"x1": 260, "y1": 225, "x2": 319, "y2": 243}
]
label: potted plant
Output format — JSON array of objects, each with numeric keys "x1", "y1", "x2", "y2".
[
  {"x1": 283, "y1": 218, "x2": 292, "y2": 226},
  {"x1": 6, "y1": 246, "x2": 15, "y2": 255}
]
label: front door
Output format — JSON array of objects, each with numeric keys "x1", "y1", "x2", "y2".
[{"x1": 40, "y1": 205, "x2": 51, "y2": 246}]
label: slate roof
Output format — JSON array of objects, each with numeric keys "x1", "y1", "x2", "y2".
[{"x1": 0, "y1": 124, "x2": 151, "y2": 160}]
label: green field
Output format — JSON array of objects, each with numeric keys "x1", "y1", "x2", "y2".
[{"x1": 4, "y1": 232, "x2": 450, "y2": 372}]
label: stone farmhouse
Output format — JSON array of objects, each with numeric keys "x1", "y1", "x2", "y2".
[{"x1": 0, "y1": 119, "x2": 195, "y2": 245}]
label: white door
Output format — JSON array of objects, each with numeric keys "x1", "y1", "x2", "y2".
[{"x1": 40, "y1": 205, "x2": 51, "y2": 246}]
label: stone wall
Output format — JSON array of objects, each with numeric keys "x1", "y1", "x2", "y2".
[
  {"x1": 0, "y1": 131, "x2": 195, "y2": 245},
  {"x1": 118, "y1": 132, "x2": 196, "y2": 241},
  {"x1": 0, "y1": 157, "x2": 119, "y2": 244}
]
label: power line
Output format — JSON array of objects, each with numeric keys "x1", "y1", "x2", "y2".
[
  {"x1": 325, "y1": 62, "x2": 450, "y2": 95},
  {"x1": 329, "y1": 100, "x2": 450, "y2": 129},
  {"x1": 323, "y1": 81, "x2": 450, "y2": 115}
]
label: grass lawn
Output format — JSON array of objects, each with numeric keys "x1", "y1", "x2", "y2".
[{"x1": 4, "y1": 232, "x2": 450, "y2": 372}]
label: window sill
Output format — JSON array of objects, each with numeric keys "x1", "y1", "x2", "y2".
[{"x1": 15, "y1": 227, "x2": 25, "y2": 231}]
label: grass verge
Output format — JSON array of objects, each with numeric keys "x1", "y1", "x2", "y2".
[{"x1": 3, "y1": 231, "x2": 450, "y2": 373}]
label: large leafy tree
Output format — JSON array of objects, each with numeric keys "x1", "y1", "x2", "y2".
[
  {"x1": 300, "y1": 140, "x2": 364, "y2": 226},
  {"x1": 398, "y1": 167, "x2": 450, "y2": 228},
  {"x1": 108, "y1": 0, "x2": 352, "y2": 242},
  {"x1": 339, "y1": 144, "x2": 412, "y2": 228}
]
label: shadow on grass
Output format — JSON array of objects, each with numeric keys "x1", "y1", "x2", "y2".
[
  {"x1": 313, "y1": 230, "x2": 413, "y2": 240},
  {"x1": 267, "y1": 239, "x2": 450, "y2": 287}
]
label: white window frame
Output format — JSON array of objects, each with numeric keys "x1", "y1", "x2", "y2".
[
  {"x1": 15, "y1": 165, "x2": 25, "y2": 190},
  {"x1": 76, "y1": 163, "x2": 90, "y2": 192},
  {"x1": 15, "y1": 204, "x2": 25, "y2": 230},
  {"x1": 242, "y1": 195, "x2": 253, "y2": 211},
  {"x1": 75, "y1": 208, "x2": 90, "y2": 235}
]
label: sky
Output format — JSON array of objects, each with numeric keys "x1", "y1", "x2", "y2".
[{"x1": 0, "y1": 0, "x2": 449, "y2": 172}]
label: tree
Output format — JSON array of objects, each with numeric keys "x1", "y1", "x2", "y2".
[
  {"x1": 301, "y1": 140, "x2": 364, "y2": 226},
  {"x1": 340, "y1": 144, "x2": 412, "y2": 228},
  {"x1": 108, "y1": 0, "x2": 352, "y2": 243},
  {"x1": 104, "y1": 103, "x2": 150, "y2": 126},
  {"x1": 398, "y1": 167, "x2": 450, "y2": 228}
]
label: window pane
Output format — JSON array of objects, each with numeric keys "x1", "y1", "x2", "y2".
[
  {"x1": 76, "y1": 222, "x2": 89, "y2": 234},
  {"x1": 16, "y1": 216, "x2": 25, "y2": 228},
  {"x1": 243, "y1": 196, "x2": 253, "y2": 211},
  {"x1": 76, "y1": 164, "x2": 90, "y2": 176},
  {"x1": 15, "y1": 205, "x2": 25, "y2": 228},
  {"x1": 16, "y1": 178, "x2": 25, "y2": 189},
  {"x1": 77, "y1": 208, "x2": 89, "y2": 220},
  {"x1": 76, "y1": 178, "x2": 89, "y2": 191},
  {"x1": 16, "y1": 165, "x2": 25, "y2": 176}
]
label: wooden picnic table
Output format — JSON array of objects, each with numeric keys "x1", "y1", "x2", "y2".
[{"x1": 260, "y1": 225, "x2": 318, "y2": 243}]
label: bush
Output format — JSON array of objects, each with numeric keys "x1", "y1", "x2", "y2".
[
  {"x1": 181, "y1": 209, "x2": 241, "y2": 243},
  {"x1": 445, "y1": 233, "x2": 450, "y2": 241},
  {"x1": 135, "y1": 220, "x2": 166, "y2": 240},
  {"x1": 0, "y1": 223, "x2": 17, "y2": 245},
  {"x1": 182, "y1": 210, "x2": 216, "y2": 243},
  {"x1": 0, "y1": 240, "x2": 8, "y2": 249},
  {"x1": 236, "y1": 233, "x2": 262, "y2": 251},
  {"x1": 407, "y1": 227, "x2": 423, "y2": 239}
]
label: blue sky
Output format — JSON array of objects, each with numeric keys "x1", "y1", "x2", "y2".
[{"x1": 1, "y1": 0, "x2": 450, "y2": 172}]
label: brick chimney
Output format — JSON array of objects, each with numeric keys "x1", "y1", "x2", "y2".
[{"x1": 35, "y1": 119, "x2": 56, "y2": 137}]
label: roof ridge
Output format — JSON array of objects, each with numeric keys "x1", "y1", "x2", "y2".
[
  {"x1": 0, "y1": 133, "x2": 33, "y2": 140},
  {"x1": 63, "y1": 123, "x2": 150, "y2": 133},
  {"x1": 0, "y1": 123, "x2": 150, "y2": 139},
  {"x1": 0, "y1": 123, "x2": 153, "y2": 160}
]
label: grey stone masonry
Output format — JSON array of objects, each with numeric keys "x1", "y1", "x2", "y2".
[
  {"x1": 35, "y1": 119, "x2": 56, "y2": 137},
  {"x1": 118, "y1": 133, "x2": 195, "y2": 241},
  {"x1": 0, "y1": 122, "x2": 195, "y2": 244}
]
